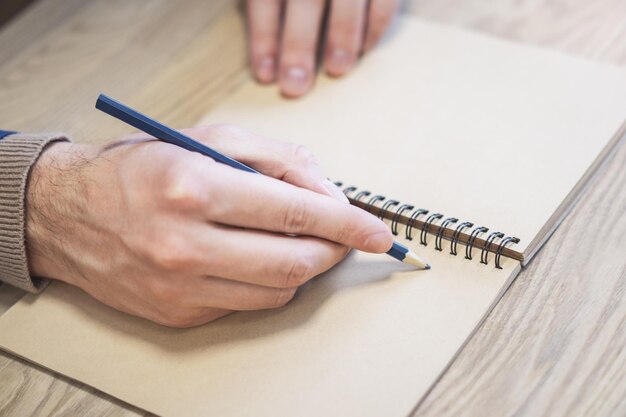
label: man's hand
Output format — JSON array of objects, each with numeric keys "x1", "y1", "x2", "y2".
[
  {"x1": 25, "y1": 126, "x2": 393, "y2": 327},
  {"x1": 246, "y1": 0, "x2": 401, "y2": 98}
]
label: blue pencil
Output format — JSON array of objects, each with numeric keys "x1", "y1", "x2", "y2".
[{"x1": 95, "y1": 94, "x2": 430, "y2": 270}]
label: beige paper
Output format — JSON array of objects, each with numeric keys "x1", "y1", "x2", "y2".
[
  {"x1": 0, "y1": 246, "x2": 519, "y2": 417},
  {"x1": 0, "y1": 17, "x2": 625, "y2": 417}
]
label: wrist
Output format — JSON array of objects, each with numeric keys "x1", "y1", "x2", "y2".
[{"x1": 25, "y1": 141, "x2": 99, "y2": 283}]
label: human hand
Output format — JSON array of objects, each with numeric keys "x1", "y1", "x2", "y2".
[
  {"x1": 25, "y1": 125, "x2": 393, "y2": 327},
  {"x1": 246, "y1": 0, "x2": 401, "y2": 97}
]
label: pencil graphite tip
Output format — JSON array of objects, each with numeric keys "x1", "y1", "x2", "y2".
[{"x1": 403, "y1": 250, "x2": 430, "y2": 270}]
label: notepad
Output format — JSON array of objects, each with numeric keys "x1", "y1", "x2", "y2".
[{"x1": 1, "y1": 17, "x2": 625, "y2": 417}]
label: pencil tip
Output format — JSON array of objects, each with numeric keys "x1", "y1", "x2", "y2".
[{"x1": 402, "y1": 251, "x2": 430, "y2": 270}]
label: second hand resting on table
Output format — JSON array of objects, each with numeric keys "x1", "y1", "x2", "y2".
[{"x1": 246, "y1": 0, "x2": 401, "y2": 97}]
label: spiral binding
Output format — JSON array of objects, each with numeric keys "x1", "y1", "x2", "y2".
[
  {"x1": 333, "y1": 182, "x2": 520, "y2": 268},
  {"x1": 494, "y1": 236, "x2": 521, "y2": 270},
  {"x1": 465, "y1": 226, "x2": 488, "y2": 261},
  {"x1": 435, "y1": 217, "x2": 458, "y2": 251},
  {"x1": 420, "y1": 213, "x2": 443, "y2": 246},
  {"x1": 391, "y1": 204, "x2": 414, "y2": 236},
  {"x1": 450, "y1": 221, "x2": 473, "y2": 256},
  {"x1": 406, "y1": 208, "x2": 428, "y2": 241},
  {"x1": 379, "y1": 200, "x2": 400, "y2": 220},
  {"x1": 480, "y1": 232, "x2": 504, "y2": 265}
]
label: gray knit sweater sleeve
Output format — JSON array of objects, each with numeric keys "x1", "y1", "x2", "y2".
[{"x1": 0, "y1": 132, "x2": 70, "y2": 292}]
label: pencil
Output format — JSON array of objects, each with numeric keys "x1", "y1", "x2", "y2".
[{"x1": 95, "y1": 93, "x2": 430, "y2": 270}]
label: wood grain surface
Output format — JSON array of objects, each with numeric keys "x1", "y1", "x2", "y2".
[{"x1": 0, "y1": 0, "x2": 625, "y2": 416}]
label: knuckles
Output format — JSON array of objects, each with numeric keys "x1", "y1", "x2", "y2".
[
  {"x1": 331, "y1": 218, "x2": 351, "y2": 246},
  {"x1": 161, "y1": 168, "x2": 206, "y2": 211},
  {"x1": 252, "y1": 287, "x2": 297, "y2": 310},
  {"x1": 240, "y1": 287, "x2": 297, "y2": 310},
  {"x1": 272, "y1": 287, "x2": 297, "y2": 308},
  {"x1": 145, "y1": 280, "x2": 202, "y2": 328},
  {"x1": 145, "y1": 233, "x2": 197, "y2": 272},
  {"x1": 287, "y1": 143, "x2": 319, "y2": 168},
  {"x1": 147, "y1": 278, "x2": 185, "y2": 306},
  {"x1": 282, "y1": 200, "x2": 310, "y2": 234},
  {"x1": 280, "y1": 39, "x2": 316, "y2": 58},
  {"x1": 199, "y1": 123, "x2": 247, "y2": 141},
  {"x1": 251, "y1": 33, "x2": 278, "y2": 54},
  {"x1": 278, "y1": 252, "x2": 317, "y2": 288},
  {"x1": 327, "y1": 24, "x2": 360, "y2": 46},
  {"x1": 281, "y1": 143, "x2": 322, "y2": 182}
]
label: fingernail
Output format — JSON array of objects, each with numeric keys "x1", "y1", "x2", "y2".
[
  {"x1": 329, "y1": 48, "x2": 352, "y2": 74},
  {"x1": 282, "y1": 67, "x2": 309, "y2": 95},
  {"x1": 256, "y1": 56, "x2": 276, "y2": 83},
  {"x1": 323, "y1": 179, "x2": 349, "y2": 203}
]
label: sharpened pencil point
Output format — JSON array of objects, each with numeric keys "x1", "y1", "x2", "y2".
[{"x1": 402, "y1": 250, "x2": 430, "y2": 270}]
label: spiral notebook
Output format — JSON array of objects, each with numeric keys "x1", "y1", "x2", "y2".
[{"x1": 1, "y1": 17, "x2": 626, "y2": 417}]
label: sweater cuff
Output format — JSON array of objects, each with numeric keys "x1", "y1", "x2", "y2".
[{"x1": 0, "y1": 133, "x2": 71, "y2": 293}]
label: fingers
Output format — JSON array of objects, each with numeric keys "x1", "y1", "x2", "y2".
[
  {"x1": 140, "y1": 277, "x2": 296, "y2": 327},
  {"x1": 278, "y1": 0, "x2": 326, "y2": 98},
  {"x1": 190, "y1": 162, "x2": 392, "y2": 253},
  {"x1": 324, "y1": 0, "x2": 368, "y2": 77},
  {"x1": 245, "y1": 0, "x2": 399, "y2": 96},
  {"x1": 79, "y1": 277, "x2": 233, "y2": 328},
  {"x1": 140, "y1": 275, "x2": 296, "y2": 328},
  {"x1": 246, "y1": 0, "x2": 282, "y2": 83},
  {"x1": 147, "y1": 271, "x2": 299, "y2": 313},
  {"x1": 178, "y1": 125, "x2": 347, "y2": 201},
  {"x1": 209, "y1": 229, "x2": 349, "y2": 288},
  {"x1": 363, "y1": 0, "x2": 401, "y2": 52},
  {"x1": 180, "y1": 276, "x2": 299, "y2": 311},
  {"x1": 153, "y1": 223, "x2": 349, "y2": 288}
]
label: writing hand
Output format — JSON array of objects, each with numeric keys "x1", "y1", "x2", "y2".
[{"x1": 26, "y1": 125, "x2": 393, "y2": 327}]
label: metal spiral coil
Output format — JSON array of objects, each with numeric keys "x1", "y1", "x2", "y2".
[{"x1": 336, "y1": 182, "x2": 519, "y2": 268}]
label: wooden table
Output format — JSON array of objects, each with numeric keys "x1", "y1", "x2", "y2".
[{"x1": 1, "y1": 0, "x2": 625, "y2": 415}]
